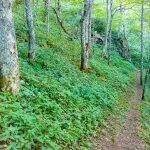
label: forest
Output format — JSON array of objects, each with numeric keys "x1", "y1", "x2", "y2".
[{"x1": 0, "y1": 0, "x2": 150, "y2": 149}]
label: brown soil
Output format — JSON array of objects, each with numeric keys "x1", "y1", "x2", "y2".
[{"x1": 92, "y1": 72, "x2": 147, "y2": 150}]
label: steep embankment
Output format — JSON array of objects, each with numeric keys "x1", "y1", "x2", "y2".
[
  {"x1": 0, "y1": 4, "x2": 137, "y2": 150},
  {"x1": 0, "y1": 43, "x2": 136, "y2": 149}
]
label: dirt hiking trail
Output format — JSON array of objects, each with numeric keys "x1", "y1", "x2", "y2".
[{"x1": 92, "y1": 72, "x2": 147, "y2": 150}]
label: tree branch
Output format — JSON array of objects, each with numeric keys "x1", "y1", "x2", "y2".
[
  {"x1": 53, "y1": 8, "x2": 77, "y2": 40},
  {"x1": 112, "y1": 4, "x2": 136, "y2": 17}
]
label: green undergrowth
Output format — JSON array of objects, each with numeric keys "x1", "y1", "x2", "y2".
[
  {"x1": 0, "y1": 3, "x2": 136, "y2": 150},
  {"x1": 139, "y1": 85, "x2": 150, "y2": 149},
  {"x1": 0, "y1": 43, "x2": 136, "y2": 149}
]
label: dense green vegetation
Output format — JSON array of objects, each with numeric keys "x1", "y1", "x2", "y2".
[
  {"x1": 0, "y1": 0, "x2": 150, "y2": 149},
  {"x1": 0, "y1": 2, "x2": 137, "y2": 149},
  {"x1": 0, "y1": 45, "x2": 135, "y2": 149}
]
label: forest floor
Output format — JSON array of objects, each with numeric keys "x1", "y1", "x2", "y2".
[{"x1": 92, "y1": 72, "x2": 147, "y2": 150}]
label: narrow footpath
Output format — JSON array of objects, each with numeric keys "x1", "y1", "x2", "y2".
[{"x1": 92, "y1": 72, "x2": 147, "y2": 150}]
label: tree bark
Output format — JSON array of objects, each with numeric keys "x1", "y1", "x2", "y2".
[
  {"x1": 142, "y1": 56, "x2": 150, "y2": 100},
  {"x1": 0, "y1": 0, "x2": 20, "y2": 93},
  {"x1": 103, "y1": 0, "x2": 109, "y2": 56},
  {"x1": 103, "y1": 0, "x2": 113, "y2": 59},
  {"x1": 107, "y1": 0, "x2": 113, "y2": 65},
  {"x1": 25, "y1": 0, "x2": 36, "y2": 60},
  {"x1": 120, "y1": 2, "x2": 129, "y2": 59},
  {"x1": 140, "y1": 0, "x2": 144, "y2": 85},
  {"x1": 81, "y1": 0, "x2": 92, "y2": 70},
  {"x1": 45, "y1": 0, "x2": 51, "y2": 32},
  {"x1": 88, "y1": 1, "x2": 92, "y2": 57}
]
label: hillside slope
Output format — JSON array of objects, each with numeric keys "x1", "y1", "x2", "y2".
[{"x1": 0, "y1": 3, "x2": 137, "y2": 150}]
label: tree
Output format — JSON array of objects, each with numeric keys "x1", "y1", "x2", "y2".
[
  {"x1": 81, "y1": 0, "x2": 92, "y2": 70},
  {"x1": 119, "y1": 2, "x2": 131, "y2": 59},
  {"x1": 0, "y1": 0, "x2": 20, "y2": 93},
  {"x1": 140, "y1": 0, "x2": 144, "y2": 85},
  {"x1": 103, "y1": 0, "x2": 134, "y2": 61},
  {"x1": 142, "y1": 54, "x2": 150, "y2": 100},
  {"x1": 103, "y1": 0, "x2": 110, "y2": 57},
  {"x1": 107, "y1": 0, "x2": 113, "y2": 65},
  {"x1": 45, "y1": 0, "x2": 51, "y2": 32},
  {"x1": 25, "y1": 0, "x2": 36, "y2": 60},
  {"x1": 102, "y1": 0, "x2": 114, "y2": 65}
]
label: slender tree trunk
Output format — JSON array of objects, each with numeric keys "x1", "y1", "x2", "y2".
[
  {"x1": 45, "y1": 0, "x2": 51, "y2": 32},
  {"x1": 25, "y1": 0, "x2": 36, "y2": 60},
  {"x1": 81, "y1": 0, "x2": 92, "y2": 70},
  {"x1": 142, "y1": 56, "x2": 150, "y2": 100},
  {"x1": 120, "y1": 3, "x2": 126, "y2": 40},
  {"x1": 120, "y1": 2, "x2": 129, "y2": 59},
  {"x1": 88, "y1": 2, "x2": 92, "y2": 57},
  {"x1": 108, "y1": 18, "x2": 112, "y2": 65},
  {"x1": 140, "y1": 0, "x2": 144, "y2": 85},
  {"x1": 103, "y1": 0, "x2": 109, "y2": 56},
  {"x1": 107, "y1": 0, "x2": 113, "y2": 65},
  {"x1": 120, "y1": 3, "x2": 125, "y2": 57},
  {"x1": 0, "y1": 0, "x2": 20, "y2": 93}
]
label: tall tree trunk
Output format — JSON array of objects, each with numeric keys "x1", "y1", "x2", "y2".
[
  {"x1": 108, "y1": 17, "x2": 112, "y2": 65},
  {"x1": 120, "y1": 2, "x2": 129, "y2": 59},
  {"x1": 142, "y1": 55, "x2": 150, "y2": 100},
  {"x1": 107, "y1": 0, "x2": 113, "y2": 65},
  {"x1": 0, "y1": 0, "x2": 20, "y2": 93},
  {"x1": 81, "y1": 0, "x2": 92, "y2": 70},
  {"x1": 120, "y1": 3, "x2": 126, "y2": 39},
  {"x1": 103, "y1": 0, "x2": 109, "y2": 56},
  {"x1": 140, "y1": 0, "x2": 144, "y2": 85},
  {"x1": 88, "y1": 1, "x2": 92, "y2": 57},
  {"x1": 25, "y1": 0, "x2": 36, "y2": 60},
  {"x1": 45, "y1": 0, "x2": 51, "y2": 32}
]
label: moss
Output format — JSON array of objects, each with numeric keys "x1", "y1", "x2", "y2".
[{"x1": 0, "y1": 75, "x2": 7, "y2": 90}]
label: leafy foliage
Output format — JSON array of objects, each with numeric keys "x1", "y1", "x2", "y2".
[
  {"x1": 0, "y1": 40, "x2": 135, "y2": 149},
  {"x1": 0, "y1": 0, "x2": 140, "y2": 149}
]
